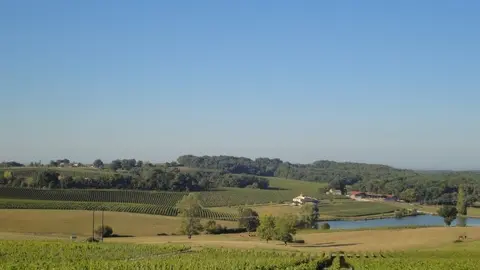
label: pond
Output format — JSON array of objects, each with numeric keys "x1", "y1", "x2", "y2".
[{"x1": 319, "y1": 215, "x2": 480, "y2": 230}]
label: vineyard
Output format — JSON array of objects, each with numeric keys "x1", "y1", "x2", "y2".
[
  {"x1": 0, "y1": 167, "x2": 116, "y2": 178},
  {"x1": 0, "y1": 199, "x2": 238, "y2": 221},
  {"x1": 0, "y1": 181, "x2": 324, "y2": 208},
  {"x1": 0, "y1": 240, "x2": 324, "y2": 269},
  {"x1": 0, "y1": 187, "x2": 186, "y2": 207},
  {"x1": 319, "y1": 249, "x2": 480, "y2": 270},
  {"x1": 1, "y1": 240, "x2": 479, "y2": 269}
]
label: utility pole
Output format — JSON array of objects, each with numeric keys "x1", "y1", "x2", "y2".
[
  {"x1": 101, "y1": 209, "x2": 104, "y2": 242},
  {"x1": 92, "y1": 210, "x2": 95, "y2": 240}
]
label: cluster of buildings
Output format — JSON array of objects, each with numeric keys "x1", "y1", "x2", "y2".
[{"x1": 291, "y1": 189, "x2": 398, "y2": 205}]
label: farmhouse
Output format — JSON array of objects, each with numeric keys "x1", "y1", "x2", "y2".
[{"x1": 292, "y1": 193, "x2": 319, "y2": 205}]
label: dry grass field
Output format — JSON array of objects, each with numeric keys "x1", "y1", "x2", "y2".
[
  {"x1": 2, "y1": 209, "x2": 479, "y2": 254},
  {"x1": 105, "y1": 227, "x2": 480, "y2": 252},
  {"x1": 0, "y1": 209, "x2": 236, "y2": 237}
]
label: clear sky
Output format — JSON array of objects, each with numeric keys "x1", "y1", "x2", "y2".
[{"x1": 1, "y1": 1, "x2": 479, "y2": 170}]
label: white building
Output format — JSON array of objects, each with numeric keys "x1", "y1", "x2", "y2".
[{"x1": 292, "y1": 193, "x2": 319, "y2": 205}]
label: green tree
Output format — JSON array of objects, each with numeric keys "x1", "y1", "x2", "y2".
[
  {"x1": 299, "y1": 203, "x2": 319, "y2": 229},
  {"x1": 93, "y1": 159, "x2": 104, "y2": 169},
  {"x1": 34, "y1": 170, "x2": 59, "y2": 188},
  {"x1": 437, "y1": 205, "x2": 458, "y2": 226},
  {"x1": 399, "y1": 188, "x2": 417, "y2": 202},
  {"x1": 257, "y1": 215, "x2": 276, "y2": 243},
  {"x1": 178, "y1": 193, "x2": 203, "y2": 238},
  {"x1": 110, "y1": 159, "x2": 122, "y2": 171},
  {"x1": 3, "y1": 171, "x2": 13, "y2": 181},
  {"x1": 275, "y1": 214, "x2": 297, "y2": 245},
  {"x1": 204, "y1": 219, "x2": 217, "y2": 233},
  {"x1": 457, "y1": 184, "x2": 467, "y2": 216},
  {"x1": 238, "y1": 207, "x2": 260, "y2": 235},
  {"x1": 95, "y1": 225, "x2": 113, "y2": 237}
]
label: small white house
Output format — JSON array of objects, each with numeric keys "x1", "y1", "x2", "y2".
[{"x1": 292, "y1": 193, "x2": 319, "y2": 205}]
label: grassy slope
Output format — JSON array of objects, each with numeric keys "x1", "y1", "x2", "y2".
[{"x1": 211, "y1": 199, "x2": 399, "y2": 219}]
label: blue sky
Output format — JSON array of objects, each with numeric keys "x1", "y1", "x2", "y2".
[{"x1": 1, "y1": 1, "x2": 479, "y2": 170}]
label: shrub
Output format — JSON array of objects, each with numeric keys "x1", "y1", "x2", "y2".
[
  {"x1": 95, "y1": 225, "x2": 113, "y2": 237},
  {"x1": 205, "y1": 224, "x2": 247, "y2": 235},
  {"x1": 85, "y1": 237, "x2": 99, "y2": 243},
  {"x1": 320, "y1": 223, "x2": 330, "y2": 230},
  {"x1": 395, "y1": 209, "x2": 407, "y2": 219}
]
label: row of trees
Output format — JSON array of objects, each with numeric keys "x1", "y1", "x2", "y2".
[{"x1": 0, "y1": 168, "x2": 269, "y2": 191}]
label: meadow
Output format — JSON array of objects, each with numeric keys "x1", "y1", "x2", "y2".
[{"x1": 211, "y1": 199, "x2": 399, "y2": 220}]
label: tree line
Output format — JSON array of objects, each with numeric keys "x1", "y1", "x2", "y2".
[
  {"x1": 178, "y1": 155, "x2": 480, "y2": 206},
  {"x1": 0, "y1": 167, "x2": 269, "y2": 191}
]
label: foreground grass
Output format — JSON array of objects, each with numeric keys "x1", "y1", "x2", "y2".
[
  {"x1": 0, "y1": 240, "x2": 322, "y2": 270},
  {"x1": 2, "y1": 231, "x2": 480, "y2": 270}
]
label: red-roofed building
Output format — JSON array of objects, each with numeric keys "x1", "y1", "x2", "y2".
[{"x1": 349, "y1": 191, "x2": 366, "y2": 199}]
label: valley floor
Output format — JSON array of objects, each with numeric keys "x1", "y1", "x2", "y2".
[{"x1": 0, "y1": 209, "x2": 478, "y2": 253}]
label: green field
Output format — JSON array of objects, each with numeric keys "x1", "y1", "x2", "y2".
[
  {"x1": 0, "y1": 174, "x2": 399, "y2": 220},
  {"x1": 317, "y1": 200, "x2": 400, "y2": 218},
  {"x1": 0, "y1": 240, "x2": 322, "y2": 269},
  {"x1": 1, "y1": 168, "x2": 411, "y2": 221},
  {"x1": 1, "y1": 239, "x2": 479, "y2": 269},
  {"x1": 0, "y1": 166, "x2": 115, "y2": 178},
  {"x1": 0, "y1": 172, "x2": 327, "y2": 208},
  {"x1": 198, "y1": 176, "x2": 326, "y2": 207}
]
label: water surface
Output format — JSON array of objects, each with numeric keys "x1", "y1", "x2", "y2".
[{"x1": 320, "y1": 215, "x2": 480, "y2": 230}]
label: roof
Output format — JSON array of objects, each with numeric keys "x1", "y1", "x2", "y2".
[{"x1": 350, "y1": 191, "x2": 365, "y2": 195}]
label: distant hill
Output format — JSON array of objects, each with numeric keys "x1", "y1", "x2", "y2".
[{"x1": 176, "y1": 154, "x2": 418, "y2": 183}]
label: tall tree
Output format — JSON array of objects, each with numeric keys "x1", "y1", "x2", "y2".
[
  {"x1": 299, "y1": 203, "x2": 319, "y2": 229},
  {"x1": 93, "y1": 159, "x2": 104, "y2": 169},
  {"x1": 257, "y1": 215, "x2": 276, "y2": 243},
  {"x1": 437, "y1": 205, "x2": 458, "y2": 226},
  {"x1": 178, "y1": 193, "x2": 203, "y2": 238},
  {"x1": 457, "y1": 184, "x2": 467, "y2": 216},
  {"x1": 238, "y1": 207, "x2": 260, "y2": 236},
  {"x1": 110, "y1": 160, "x2": 122, "y2": 171},
  {"x1": 275, "y1": 213, "x2": 297, "y2": 245}
]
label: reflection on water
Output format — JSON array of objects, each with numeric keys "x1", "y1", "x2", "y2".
[
  {"x1": 457, "y1": 216, "x2": 467, "y2": 227},
  {"x1": 320, "y1": 215, "x2": 480, "y2": 230}
]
